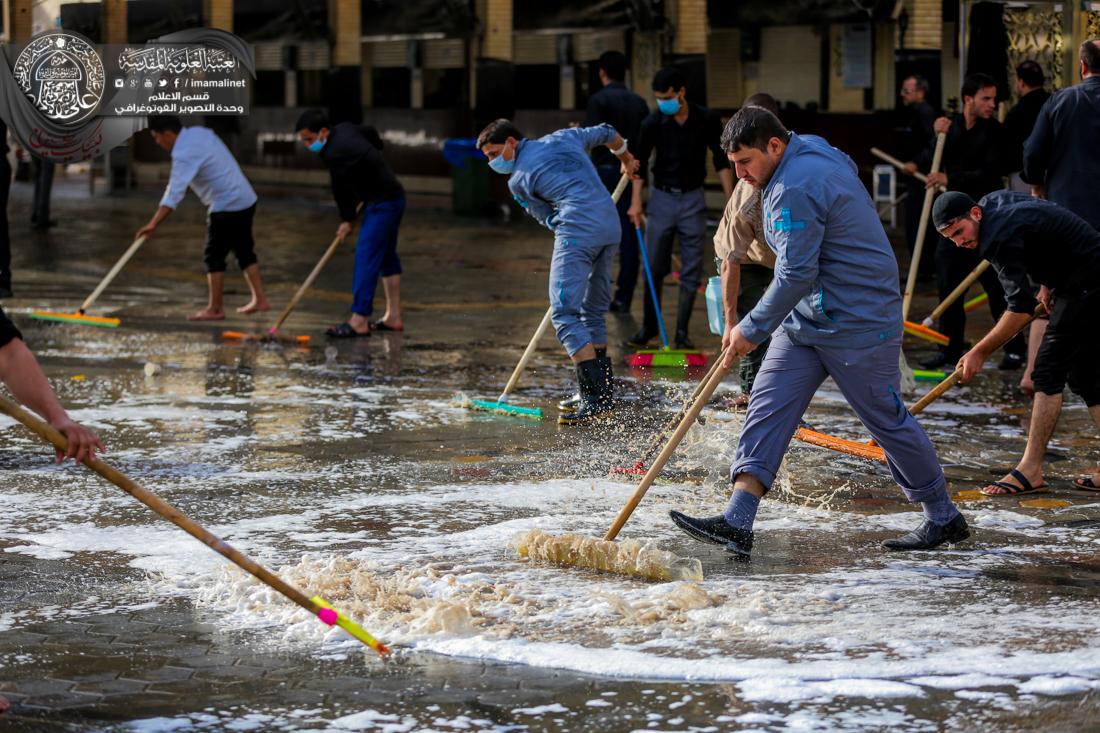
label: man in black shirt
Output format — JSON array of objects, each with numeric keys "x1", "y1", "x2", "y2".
[
  {"x1": 921, "y1": 73, "x2": 1023, "y2": 370},
  {"x1": 1003, "y1": 60, "x2": 1050, "y2": 192},
  {"x1": 936, "y1": 190, "x2": 1100, "y2": 496},
  {"x1": 296, "y1": 110, "x2": 406, "y2": 337},
  {"x1": 584, "y1": 51, "x2": 650, "y2": 313},
  {"x1": 0, "y1": 306, "x2": 104, "y2": 463},
  {"x1": 898, "y1": 75, "x2": 939, "y2": 281},
  {"x1": 629, "y1": 67, "x2": 733, "y2": 349},
  {"x1": 1023, "y1": 39, "x2": 1100, "y2": 232}
]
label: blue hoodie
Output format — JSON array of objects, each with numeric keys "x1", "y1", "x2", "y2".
[
  {"x1": 740, "y1": 133, "x2": 902, "y2": 349},
  {"x1": 506, "y1": 125, "x2": 622, "y2": 248}
]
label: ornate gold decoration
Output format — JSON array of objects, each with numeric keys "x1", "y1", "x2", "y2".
[{"x1": 1003, "y1": 6, "x2": 1065, "y2": 102}]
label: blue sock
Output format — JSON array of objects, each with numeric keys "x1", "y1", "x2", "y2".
[
  {"x1": 723, "y1": 489, "x2": 761, "y2": 531},
  {"x1": 921, "y1": 489, "x2": 960, "y2": 525}
]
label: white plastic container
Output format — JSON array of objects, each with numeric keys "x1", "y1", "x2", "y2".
[{"x1": 705, "y1": 276, "x2": 724, "y2": 335}]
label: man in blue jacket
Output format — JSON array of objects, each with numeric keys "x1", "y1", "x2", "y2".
[
  {"x1": 477, "y1": 119, "x2": 636, "y2": 424},
  {"x1": 670, "y1": 107, "x2": 966, "y2": 558}
]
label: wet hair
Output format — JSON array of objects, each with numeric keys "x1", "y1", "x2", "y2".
[
  {"x1": 147, "y1": 115, "x2": 181, "y2": 134},
  {"x1": 651, "y1": 67, "x2": 685, "y2": 94},
  {"x1": 1015, "y1": 60, "x2": 1044, "y2": 88},
  {"x1": 961, "y1": 72, "x2": 996, "y2": 100},
  {"x1": 295, "y1": 109, "x2": 329, "y2": 133},
  {"x1": 906, "y1": 74, "x2": 929, "y2": 93},
  {"x1": 720, "y1": 106, "x2": 790, "y2": 153},
  {"x1": 743, "y1": 92, "x2": 779, "y2": 117},
  {"x1": 476, "y1": 118, "x2": 523, "y2": 149},
  {"x1": 597, "y1": 50, "x2": 627, "y2": 82},
  {"x1": 1082, "y1": 39, "x2": 1100, "y2": 73}
]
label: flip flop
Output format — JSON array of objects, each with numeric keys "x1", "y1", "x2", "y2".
[
  {"x1": 325, "y1": 322, "x2": 371, "y2": 338},
  {"x1": 980, "y1": 468, "x2": 1048, "y2": 497},
  {"x1": 371, "y1": 320, "x2": 403, "y2": 332},
  {"x1": 1072, "y1": 476, "x2": 1100, "y2": 492}
]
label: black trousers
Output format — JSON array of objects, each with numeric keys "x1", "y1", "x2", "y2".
[
  {"x1": 1032, "y1": 288, "x2": 1100, "y2": 406},
  {"x1": 934, "y1": 237, "x2": 1026, "y2": 359},
  {"x1": 596, "y1": 165, "x2": 637, "y2": 307},
  {"x1": 903, "y1": 181, "x2": 936, "y2": 280}
]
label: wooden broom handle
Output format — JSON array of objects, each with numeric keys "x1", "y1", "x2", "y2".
[
  {"x1": 923, "y1": 259, "x2": 991, "y2": 326},
  {"x1": 901, "y1": 132, "x2": 946, "y2": 322},
  {"x1": 270, "y1": 202, "x2": 365, "y2": 334},
  {"x1": 0, "y1": 395, "x2": 324, "y2": 624},
  {"x1": 908, "y1": 303, "x2": 1046, "y2": 417},
  {"x1": 870, "y1": 147, "x2": 946, "y2": 191},
  {"x1": 604, "y1": 349, "x2": 735, "y2": 541},
  {"x1": 635, "y1": 356, "x2": 724, "y2": 466},
  {"x1": 79, "y1": 236, "x2": 148, "y2": 314}
]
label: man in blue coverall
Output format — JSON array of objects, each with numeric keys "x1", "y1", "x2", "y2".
[
  {"x1": 669, "y1": 107, "x2": 968, "y2": 558},
  {"x1": 477, "y1": 119, "x2": 637, "y2": 424}
]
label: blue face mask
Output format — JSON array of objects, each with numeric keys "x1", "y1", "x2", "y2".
[
  {"x1": 488, "y1": 142, "x2": 515, "y2": 174},
  {"x1": 307, "y1": 137, "x2": 325, "y2": 153},
  {"x1": 657, "y1": 96, "x2": 681, "y2": 116}
]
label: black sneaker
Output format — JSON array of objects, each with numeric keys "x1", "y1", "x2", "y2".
[
  {"x1": 608, "y1": 300, "x2": 628, "y2": 313},
  {"x1": 669, "y1": 510, "x2": 753, "y2": 559},
  {"x1": 882, "y1": 512, "x2": 970, "y2": 551},
  {"x1": 628, "y1": 328, "x2": 656, "y2": 346},
  {"x1": 998, "y1": 352, "x2": 1025, "y2": 370}
]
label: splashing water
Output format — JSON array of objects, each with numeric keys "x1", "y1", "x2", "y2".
[{"x1": 512, "y1": 529, "x2": 704, "y2": 582}]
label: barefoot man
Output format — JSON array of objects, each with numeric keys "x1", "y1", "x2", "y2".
[
  {"x1": 935, "y1": 190, "x2": 1100, "y2": 496},
  {"x1": 137, "y1": 116, "x2": 269, "y2": 321},
  {"x1": 669, "y1": 107, "x2": 967, "y2": 559}
]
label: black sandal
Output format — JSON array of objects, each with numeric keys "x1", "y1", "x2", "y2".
[
  {"x1": 325, "y1": 322, "x2": 371, "y2": 338},
  {"x1": 980, "y1": 468, "x2": 1048, "y2": 497},
  {"x1": 1072, "y1": 476, "x2": 1100, "y2": 492},
  {"x1": 370, "y1": 319, "x2": 403, "y2": 332}
]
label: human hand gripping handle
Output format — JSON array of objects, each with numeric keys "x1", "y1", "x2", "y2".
[
  {"x1": 955, "y1": 303, "x2": 1048, "y2": 385},
  {"x1": 721, "y1": 324, "x2": 758, "y2": 368}
]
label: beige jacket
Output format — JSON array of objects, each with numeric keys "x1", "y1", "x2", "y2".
[{"x1": 713, "y1": 179, "x2": 776, "y2": 268}]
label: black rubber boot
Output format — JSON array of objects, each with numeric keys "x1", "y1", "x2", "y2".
[
  {"x1": 559, "y1": 348, "x2": 606, "y2": 411},
  {"x1": 882, "y1": 513, "x2": 970, "y2": 551},
  {"x1": 674, "y1": 286, "x2": 696, "y2": 350},
  {"x1": 669, "y1": 511, "x2": 753, "y2": 559},
  {"x1": 559, "y1": 357, "x2": 614, "y2": 425}
]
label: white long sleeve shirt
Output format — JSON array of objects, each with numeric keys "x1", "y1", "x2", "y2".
[{"x1": 159, "y1": 126, "x2": 257, "y2": 214}]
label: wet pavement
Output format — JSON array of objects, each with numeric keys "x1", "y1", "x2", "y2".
[{"x1": 1, "y1": 175, "x2": 1099, "y2": 732}]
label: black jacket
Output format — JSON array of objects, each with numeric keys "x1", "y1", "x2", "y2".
[
  {"x1": 1022, "y1": 76, "x2": 1100, "y2": 231},
  {"x1": 977, "y1": 190, "x2": 1100, "y2": 313},
  {"x1": 319, "y1": 123, "x2": 404, "y2": 221},
  {"x1": 584, "y1": 81, "x2": 649, "y2": 169},
  {"x1": 898, "y1": 100, "x2": 938, "y2": 164},
  {"x1": 1002, "y1": 88, "x2": 1050, "y2": 173}
]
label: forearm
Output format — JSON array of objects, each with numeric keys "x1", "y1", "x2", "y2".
[
  {"x1": 720, "y1": 258, "x2": 740, "y2": 324},
  {"x1": 0, "y1": 340, "x2": 69, "y2": 425},
  {"x1": 973, "y1": 311, "x2": 1032, "y2": 357},
  {"x1": 149, "y1": 205, "x2": 172, "y2": 227}
]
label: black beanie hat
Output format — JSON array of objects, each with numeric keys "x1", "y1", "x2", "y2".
[{"x1": 932, "y1": 191, "x2": 977, "y2": 230}]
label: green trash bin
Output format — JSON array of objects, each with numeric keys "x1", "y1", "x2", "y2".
[{"x1": 444, "y1": 138, "x2": 489, "y2": 216}]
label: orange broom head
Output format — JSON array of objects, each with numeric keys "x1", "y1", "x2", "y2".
[
  {"x1": 294, "y1": 334, "x2": 311, "y2": 344},
  {"x1": 794, "y1": 427, "x2": 886, "y2": 462},
  {"x1": 221, "y1": 330, "x2": 249, "y2": 340},
  {"x1": 903, "y1": 321, "x2": 949, "y2": 346}
]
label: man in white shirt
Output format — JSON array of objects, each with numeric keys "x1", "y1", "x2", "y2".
[{"x1": 137, "y1": 116, "x2": 268, "y2": 321}]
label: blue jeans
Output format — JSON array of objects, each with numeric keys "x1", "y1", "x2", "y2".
[
  {"x1": 731, "y1": 330, "x2": 948, "y2": 504},
  {"x1": 549, "y1": 237, "x2": 615, "y2": 356},
  {"x1": 352, "y1": 197, "x2": 405, "y2": 317}
]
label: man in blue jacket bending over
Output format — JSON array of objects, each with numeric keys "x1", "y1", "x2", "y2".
[
  {"x1": 670, "y1": 107, "x2": 967, "y2": 558},
  {"x1": 477, "y1": 119, "x2": 636, "y2": 424}
]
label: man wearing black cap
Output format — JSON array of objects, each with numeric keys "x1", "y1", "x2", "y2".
[
  {"x1": 934, "y1": 190, "x2": 1100, "y2": 496},
  {"x1": 921, "y1": 73, "x2": 1025, "y2": 371}
]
